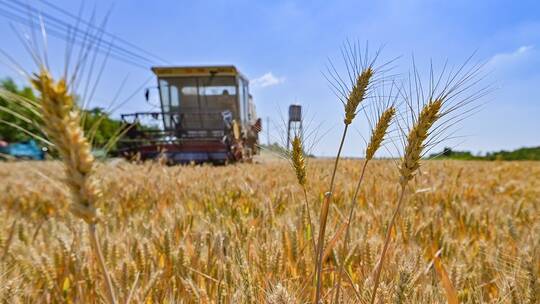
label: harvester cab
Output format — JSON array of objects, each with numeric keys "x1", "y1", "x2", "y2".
[{"x1": 118, "y1": 65, "x2": 261, "y2": 164}]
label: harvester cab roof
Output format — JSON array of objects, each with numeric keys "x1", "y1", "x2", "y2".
[{"x1": 118, "y1": 65, "x2": 261, "y2": 164}]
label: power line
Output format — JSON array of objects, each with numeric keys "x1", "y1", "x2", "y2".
[
  {"x1": 2, "y1": 0, "x2": 155, "y2": 66},
  {"x1": 0, "y1": 0, "x2": 168, "y2": 70},
  {"x1": 38, "y1": 0, "x2": 170, "y2": 65},
  {"x1": 0, "y1": 6, "x2": 148, "y2": 69}
]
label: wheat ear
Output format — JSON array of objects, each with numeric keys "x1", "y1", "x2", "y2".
[
  {"x1": 315, "y1": 66, "x2": 373, "y2": 304},
  {"x1": 290, "y1": 135, "x2": 316, "y2": 256},
  {"x1": 344, "y1": 68, "x2": 373, "y2": 125},
  {"x1": 31, "y1": 70, "x2": 117, "y2": 304},
  {"x1": 370, "y1": 99, "x2": 442, "y2": 304},
  {"x1": 291, "y1": 136, "x2": 307, "y2": 187},
  {"x1": 334, "y1": 106, "x2": 395, "y2": 302},
  {"x1": 399, "y1": 99, "x2": 442, "y2": 186},
  {"x1": 366, "y1": 106, "x2": 396, "y2": 161}
]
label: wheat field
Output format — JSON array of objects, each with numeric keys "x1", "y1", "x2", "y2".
[{"x1": 0, "y1": 159, "x2": 538, "y2": 303}]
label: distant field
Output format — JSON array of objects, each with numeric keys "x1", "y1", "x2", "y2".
[{"x1": 0, "y1": 160, "x2": 539, "y2": 303}]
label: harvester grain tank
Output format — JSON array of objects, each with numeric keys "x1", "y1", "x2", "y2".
[{"x1": 118, "y1": 65, "x2": 261, "y2": 164}]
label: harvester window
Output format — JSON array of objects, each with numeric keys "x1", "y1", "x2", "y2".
[
  {"x1": 170, "y1": 86, "x2": 179, "y2": 110},
  {"x1": 198, "y1": 76, "x2": 239, "y2": 119},
  {"x1": 159, "y1": 79, "x2": 170, "y2": 111},
  {"x1": 158, "y1": 79, "x2": 172, "y2": 130},
  {"x1": 199, "y1": 85, "x2": 236, "y2": 96},
  {"x1": 181, "y1": 87, "x2": 198, "y2": 95},
  {"x1": 157, "y1": 75, "x2": 240, "y2": 135},
  {"x1": 159, "y1": 77, "x2": 198, "y2": 130}
]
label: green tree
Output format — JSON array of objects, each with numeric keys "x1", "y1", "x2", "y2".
[
  {"x1": 82, "y1": 107, "x2": 124, "y2": 149},
  {"x1": 1, "y1": 77, "x2": 125, "y2": 154},
  {"x1": 0, "y1": 78, "x2": 40, "y2": 142}
]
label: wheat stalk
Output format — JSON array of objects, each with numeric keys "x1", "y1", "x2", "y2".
[
  {"x1": 315, "y1": 64, "x2": 373, "y2": 304},
  {"x1": 367, "y1": 56, "x2": 487, "y2": 302},
  {"x1": 370, "y1": 99, "x2": 441, "y2": 304},
  {"x1": 289, "y1": 134, "x2": 319, "y2": 295},
  {"x1": 291, "y1": 135, "x2": 317, "y2": 252},
  {"x1": 31, "y1": 70, "x2": 117, "y2": 304},
  {"x1": 334, "y1": 106, "x2": 395, "y2": 302}
]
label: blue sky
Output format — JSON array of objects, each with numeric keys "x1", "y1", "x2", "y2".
[{"x1": 0, "y1": 0, "x2": 539, "y2": 156}]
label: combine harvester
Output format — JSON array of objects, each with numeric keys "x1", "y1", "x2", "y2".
[{"x1": 118, "y1": 65, "x2": 261, "y2": 164}]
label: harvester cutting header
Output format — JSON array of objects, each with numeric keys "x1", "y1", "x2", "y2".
[{"x1": 118, "y1": 65, "x2": 261, "y2": 164}]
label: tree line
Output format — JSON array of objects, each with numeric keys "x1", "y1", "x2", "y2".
[
  {"x1": 0, "y1": 77, "x2": 124, "y2": 149},
  {"x1": 430, "y1": 147, "x2": 540, "y2": 161}
]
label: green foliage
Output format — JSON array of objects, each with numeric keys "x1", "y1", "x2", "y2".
[
  {"x1": 81, "y1": 107, "x2": 124, "y2": 149},
  {"x1": 1, "y1": 77, "x2": 124, "y2": 152},
  {"x1": 431, "y1": 147, "x2": 540, "y2": 161},
  {"x1": 485, "y1": 146, "x2": 540, "y2": 161},
  {"x1": 0, "y1": 78, "x2": 40, "y2": 142},
  {"x1": 430, "y1": 147, "x2": 480, "y2": 160}
]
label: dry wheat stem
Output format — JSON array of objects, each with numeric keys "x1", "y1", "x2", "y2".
[
  {"x1": 333, "y1": 160, "x2": 369, "y2": 303},
  {"x1": 315, "y1": 124, "x2": 349, "y2": 304},
  {"x1": 370, "y1": 184, "x2": 406, "y2": 304},
  {"x1": 316, "y1": 64, "x2": 373, "y2": 304},
  {"x1": 303, "y1": 187, "x2": 317, "y2": 257},
  {"x1": 334, "y1": 106, "x2": 395, "y2": 302},
  {"x1": 89, "y1": 224, "x2": 117, "y2": 304}
]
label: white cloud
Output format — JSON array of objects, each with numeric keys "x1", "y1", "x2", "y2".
[
  {"x1": 487, "y1": 45, "x2": 534, "y2": 68},
  {"x1": 251, "y1": 72, "x2": 285, "y2": 88}
]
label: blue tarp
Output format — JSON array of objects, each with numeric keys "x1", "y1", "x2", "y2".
[{"x1": 0, "y1": 140, "x2": 44, "y2": 160}]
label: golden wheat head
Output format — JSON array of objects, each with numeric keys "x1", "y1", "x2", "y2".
[
  {"x1": 291, "y1": 135, "x2": 307, "y2": 187},
  {"x1": 31, "y1": 70, "x2": 100, "y2": 224},
  {"x1": 344, "y1": 67, "x2": 373, "y2": 125},
  {"x1": 266, "y1": 283, "x2": 297, "y2": 304},
  {"x1": 399, "y1": 99, "x2": 442, "y2": 186},
  {"x1": 366, "y1": 106, "x2": 395, "y2": 160}
]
